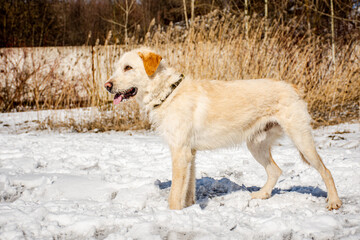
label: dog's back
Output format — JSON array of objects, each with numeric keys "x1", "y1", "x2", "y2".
[{"x1": 159, "y1": 78, "x2": 306, "y2": 150}]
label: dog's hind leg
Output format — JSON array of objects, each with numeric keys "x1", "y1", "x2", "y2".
[
  {"x1": 168, "y1": 146, "x2": 195, "y2": 210},
  {"x1": 246, "y1": 127, "x2": 283, "y2": 199},
  {"x1": 281, "y1": 122, "x2": 342, "y2": 210}
]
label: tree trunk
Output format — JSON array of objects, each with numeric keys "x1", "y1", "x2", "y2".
[
  {"x1": 245, "y1": 0, "x2": 249, "y2": 39},
  {"x1": 305, "y1": 0, "x2": 311, "y2": 36},
  {"x1": 191, "y1": 0, "x2": 194, "y2": 26},
  {"x1": 330, "y1": 0, "x2": 336, "y2": 64},
  {"x1": 264, "y1": 0, "x2": 268, "y2": 39},
  {"x1": 125, "y1": 0, "x2": 129, "y2": 45},
  {"x1": 63, "y1": 1, "x2": 66, "y2": 46},
  {"x1": 39, "y1": 3, "x2": 48, "y2": 47},
  {"x1": 183, "y1": 0, "x2": 189, "y2": 28}
]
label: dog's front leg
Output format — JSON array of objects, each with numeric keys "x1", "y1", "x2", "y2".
[
  {"x1": 169, "y1": 146, "x2": 193, "y2": 210},
  {"x1": 185, "y1": 149, "x2": 196, "y2": 207}
]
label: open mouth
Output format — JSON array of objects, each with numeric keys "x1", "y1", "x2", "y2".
[{"x1": 113, "y1": 87, "x2": 138, "y2": 105}]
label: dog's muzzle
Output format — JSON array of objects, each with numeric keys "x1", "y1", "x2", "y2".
[{"x1": 113, "y1": 87, "x2": 138, "y2": 105}]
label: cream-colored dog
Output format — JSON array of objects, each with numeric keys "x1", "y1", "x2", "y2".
[{"x1": 104, "y1": 48, "x2": 342, "y2": 210}]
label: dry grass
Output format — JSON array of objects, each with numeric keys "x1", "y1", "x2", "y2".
[
  {"x1": 146, "y1": 12, "x2": 359, "y2": 127},
  {"x1": 36, "y1": 103, "x2": 151, "y2": 132},
  {"x1": 0, "y1": 11, "x2": 359, "y2": 131}
]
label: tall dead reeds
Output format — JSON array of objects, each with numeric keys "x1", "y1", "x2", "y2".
[{"x1": 0, "y1": 11, "x2": 359, "y2": 131}]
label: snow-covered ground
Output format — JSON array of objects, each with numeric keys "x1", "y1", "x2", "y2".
[{"x1": 0, "y1": 111, "x2": 359, "y2": 240}]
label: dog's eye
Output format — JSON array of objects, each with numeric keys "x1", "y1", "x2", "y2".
[{"x1": 124, "y1": 65, "x2": 133, "y2": 72}]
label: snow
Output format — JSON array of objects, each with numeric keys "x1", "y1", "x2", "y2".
[{"x1": 0, "y1": 110, "x2": 359, "y2": 239}]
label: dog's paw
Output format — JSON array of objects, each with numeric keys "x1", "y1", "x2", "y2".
[
  {"x1": 185, "y1": 198, "x2": 195, "y2": 207},
  {"x1": 326, "y1": 198, "x2": 342, "y2": 210},
  {"x1": 251, "y1": 190, "x2": 270, "y2": 199}
]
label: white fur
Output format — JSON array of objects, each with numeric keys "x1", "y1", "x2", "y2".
[{"x1": 105, "y1": 48, "x2": 342, "y2": 210}]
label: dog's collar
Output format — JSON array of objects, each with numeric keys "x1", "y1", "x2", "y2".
[{"x1": 153, "y1": 74, "x2": 184, "y2": 109}]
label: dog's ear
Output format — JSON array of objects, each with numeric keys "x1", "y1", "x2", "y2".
[{"x1": 138, "y1": 51, "x2": 162, "y2": 76}]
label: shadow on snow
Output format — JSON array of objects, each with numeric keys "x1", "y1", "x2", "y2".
[{"x1": 155, "y1": 177, "x2": 327, "y2": 209}]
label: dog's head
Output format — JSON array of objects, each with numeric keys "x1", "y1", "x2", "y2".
[{"x1": 104, "y1": 48, "x2": 162, "y2": 104}]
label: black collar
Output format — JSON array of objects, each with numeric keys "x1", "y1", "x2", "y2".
[{"x1": 153, "y1": 74, "x2": 184, "y2": 109}]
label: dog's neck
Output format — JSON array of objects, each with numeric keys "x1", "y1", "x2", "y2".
[
  {"x1": 141, "y1": 66, "x2": 184, "y2": 112},
  {"x1": 153, "y1": 74, "x2": 184, "y2": 108}
]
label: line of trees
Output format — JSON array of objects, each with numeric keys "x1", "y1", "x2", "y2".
[{"x1": 1, "y1": 0, "x2": 359, "y2": 47}]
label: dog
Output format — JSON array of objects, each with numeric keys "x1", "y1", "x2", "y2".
[{"x1": 104, "y1": 48, "x2": 342, "y2": 210}]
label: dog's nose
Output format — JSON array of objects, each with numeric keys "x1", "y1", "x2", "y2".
[{"x1": 104, "y1": 82, "x2": 113, "y2": 93}]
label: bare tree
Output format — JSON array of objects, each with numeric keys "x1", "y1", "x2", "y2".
[
  {"x1": 305, "y1": 0, "x2": 311, "y2": 38},
  {"x1": 183, "y1": 0, "x2": 189, "y2": 28},
  {"x1": 245, "y1": 0, "x2": 249, "y2": 39},
  {"x1": 117, "y1": 0, "x2": 136, "y2": 44},
  {"x1": 100, "y1": 0, "x2": 137, "y2": 45},
  {"x1": 191, "y1": 0, "x2": 195, "y2": 26},
  {"x1": 330, "y1": 0, "x2": 336, "y2": 64},
  {"x1": 264, "y1": 0, "x2": 268, "y2": 39}
]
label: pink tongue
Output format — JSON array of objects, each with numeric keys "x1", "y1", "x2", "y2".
[{"x1": 113, "y1": 95, "x2": 123, "y2": 105}]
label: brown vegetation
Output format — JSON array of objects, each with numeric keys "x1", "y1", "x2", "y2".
[
  {"x1": 1, "y1": 1, "x2": 358, "y2": 47},
  {"x1": 0, "y1": 10, "x2": 359, "y2": 131}
]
